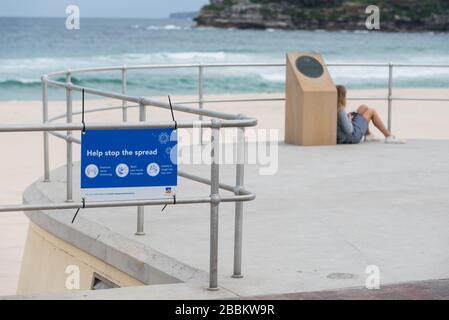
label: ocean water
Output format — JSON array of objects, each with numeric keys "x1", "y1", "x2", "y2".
[{"x1": 1, "y1": 17, "x2": 449, "y2": 100}]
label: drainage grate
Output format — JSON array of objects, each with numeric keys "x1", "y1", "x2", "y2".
[{"x1": 327, "y1": 273, "x2": 355, "y2": 280}]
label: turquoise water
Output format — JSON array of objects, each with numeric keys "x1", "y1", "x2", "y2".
[{"x1": 1, "y1": 17, "x2": 449, "y2": 100}]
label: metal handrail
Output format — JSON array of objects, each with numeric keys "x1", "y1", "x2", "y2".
[
  {"x1": 41, "y1": 60, "x2": 449, "y2": 276},
  {"x1": 0, "y1": 119, "x2": 256, "y2": 132},
  {"x1": 39, "y1": 61, "x2": 448, "y2": 288},
  {"x1": 44, "y1": 62, "x2": 449, "y2": 125},
  {"x1": 3, "y1": 64, "x2": 265, "y2": 291},
  {"x1": 51, "y1": 61, "x2": 449, "y2": 78},
  {"x1": 2, "y1": 61, "x2": 448, "y2": 291},
  {"x1": 0, "y1": 194, "x2": 256, "y2": 213},
  {"x1": 45, "y1": 79, "x2": 250, "y2": 121}
]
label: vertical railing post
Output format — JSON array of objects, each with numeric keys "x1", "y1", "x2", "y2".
[
  {"x1": 198, "y1": 64, "x2": 204, "y2": 145},
  {"x1": 65, "y1": 70, "x2": 73, "y2": 202},
  {"x1": 42, "y1": 75, "x2": 50, "y2": 182},
  {"x1": 209, "y1": 119, "x2": 221, "y2": 291},
  {"x1": 387, "y1": 62, "x2": 393, "y2": 132},
  {"x1": 135, "y1": 100, "x2": 146, "y2": 236},
  {"x1": 233, "y1": 119, "x2": 245, "y2": 279},
  {"x1": 121, "y1": 65, "x2": 128, "y2": 122}
]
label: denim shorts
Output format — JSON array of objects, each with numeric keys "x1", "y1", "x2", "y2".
[
  {"x1": 338, "y1": 113, "x2": 369, "y2": 144},
  {"x1": 349, "y1": 113, "x2": 369, "y2": 143}
]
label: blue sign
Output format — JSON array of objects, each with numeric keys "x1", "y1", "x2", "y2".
[{"x1": 81, "y1": 129, "x2": 177, "y2": 202}]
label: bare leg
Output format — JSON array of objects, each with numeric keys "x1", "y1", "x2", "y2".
[
  {"x1": 361, "y1": 107, "x2": 391, "y2": 138},
  {"x1": 357, "y1": 104, "x2": 369, "y2": 115}
]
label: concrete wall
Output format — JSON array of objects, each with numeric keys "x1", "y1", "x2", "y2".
[{"x1": 17, "y1": 223, "x2": 143, "y2": 295}]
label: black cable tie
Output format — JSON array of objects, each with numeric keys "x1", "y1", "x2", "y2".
[
  {"x1": 71, "y1": 198, "x2": 85, "y2": 224},
  {"x1": 81, "y1": 89, "x2": 86, "y2": 134},
  {"x1": 161, "y1": 195, "x2": 176, "y2": 213},
  {"x1": 168, "y1": 95, "x2": 177, "y2": 130}
]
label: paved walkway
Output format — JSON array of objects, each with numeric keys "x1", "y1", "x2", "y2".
[
  {"x1": 0, "y1": 213, "x2": 27, "y2": 296},
  {"x1": 5, "y1": 278, "x2": 449, "y2": 300},
  {"x1": 244, "y1": 279, "x2": 449, "y2": 300},
  {"x1": 21, "y1": 139, "x2": 449, "y2": 298},
  {"x1": 2, "y1": 90, "x2": 449, "y2": 297}
]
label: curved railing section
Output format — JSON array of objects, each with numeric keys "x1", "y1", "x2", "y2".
[
  {"x1": 0, "y1": 64, "x2": 263, "y2": 290},
  {"x1": 0, "y1": 61, "x2": 448, "y2": 290}
]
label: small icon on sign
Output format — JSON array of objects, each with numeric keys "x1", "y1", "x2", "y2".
[
  {"x1": 85, "y1": 164, "x2": 99, "y2": 178},
  {"x1": 158, "y1": 132, "x2": 170, "y2": 144},
  {"x1": 147, "y1": 163, "x2": 160, "y2": 177},
  {"x1": 165, "y1": 187, "x2": 172, "y2": 195},
  {"x1": 165, "y1": 146, "x2": 172, "y2": 155},
  {"x1": 115, "y1": 163, "x2": 129, "y2": 178}
]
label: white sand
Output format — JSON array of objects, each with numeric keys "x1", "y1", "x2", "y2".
[{"x1": 0, "y1": 88, "x2": 448, "y2": 296}]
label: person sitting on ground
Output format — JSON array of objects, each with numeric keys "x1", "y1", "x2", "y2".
[{"x1": 336, "y1": 85, "x2": 404, "y2": 144}]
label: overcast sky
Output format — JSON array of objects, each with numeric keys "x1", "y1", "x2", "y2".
[{"x1": 0, "y1": 0, "x2": 210, "y2": 18}]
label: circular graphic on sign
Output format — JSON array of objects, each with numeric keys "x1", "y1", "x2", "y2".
[
  {"x1": 295, "y1": 56, "x2": 324, "y2": 78},
  {"x1": 165, "y1": 146, "x2": 172, "y2": 155},
  {"x1": 85, "y1": 164, "x2": 99, "y2": 179},
  {"x1": 115, "y1": 163, "x2": 129, "y2": 178},
  {"x1": 158, "y1": 132, "x2": 170, "y2": 144},
  {"x1": 146, "y1": 163, "x2": 160, "y2": 177}
]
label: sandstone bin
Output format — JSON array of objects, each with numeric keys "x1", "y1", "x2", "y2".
[{"x1": 285, "y1": 53, "x2": 337, "y2": 146}]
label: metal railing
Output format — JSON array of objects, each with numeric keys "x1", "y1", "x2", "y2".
[
  {"x1": 0, "y1": 66, "x2": 261, "y2": 291},
  {"x1": 162, "y1": 62, "x2": 449, "y2": 133},
  {"x1": 42, "y1": 62, "x2": 449, "y2": 137},
  {"x1": 0, "y1": 61, "x2": 448, "y2": 290}
]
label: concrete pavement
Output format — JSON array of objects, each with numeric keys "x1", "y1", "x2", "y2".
[{"x1": 10, "y1": 139, "x2": 449, "y2": 298}]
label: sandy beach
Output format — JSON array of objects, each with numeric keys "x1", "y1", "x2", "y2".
[{"x1": 0, "y1": 88, "x2": 449, "y2": 296}]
